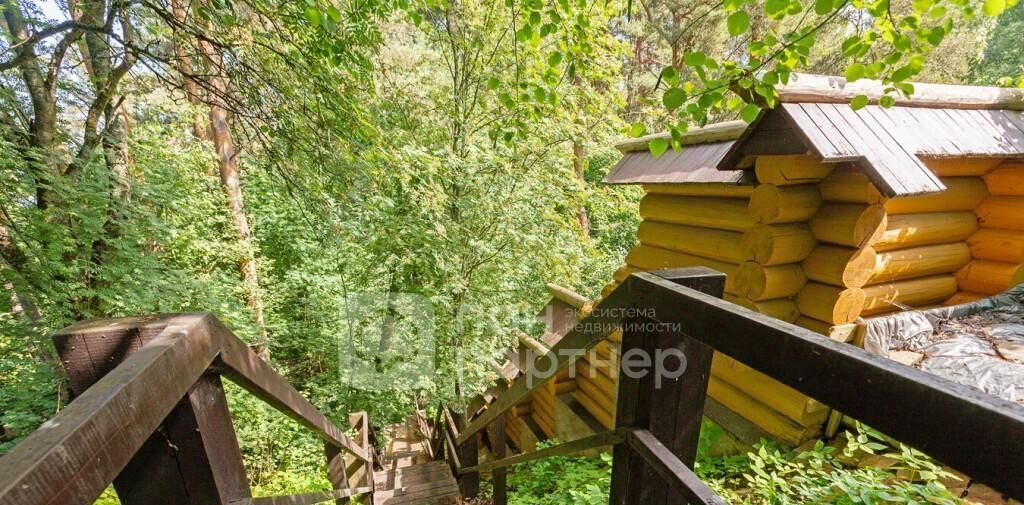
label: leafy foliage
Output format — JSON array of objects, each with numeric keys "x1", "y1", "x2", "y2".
[
  {"x1": 698, "y1": 425, "x2": 963, "y2": 504},
  {"x1": 506, "y1": 426, "x2": 963, "y2": 505},
  {"x1": 508, "y1": 441, "x2": 614, "y2": 505},
  {"x1": 0, "y1": 0, "x2": 1017, "y2": 501},
  {"x1": 970, "y1": 0, "x2": 1024, "y2": 85}
]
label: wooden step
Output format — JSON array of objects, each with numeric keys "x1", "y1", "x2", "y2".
[{"x1": 373, "y1": 419, "x2": 460, "y2": 505}]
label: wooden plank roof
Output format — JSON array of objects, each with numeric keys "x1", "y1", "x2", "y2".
[
  {"x1": 608, "y1": 75, "x2": 1024, "y2": 196},
  {"x1": 604, "y1": 121, "x2": 752, "y2": 185},
  {"x1": 755, "y1": 102, "x2": 1024, "y2": 196},
  {"x1": 604, "y1": 143, "x2": 752, "y2": 184},
  {"x1": 779, "y1": 103, "x2": 947, "y2": 195}
]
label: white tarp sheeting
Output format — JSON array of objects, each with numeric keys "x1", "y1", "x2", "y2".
[{"x1": 861, "y1": 285, "x2": 1024, "y2": 404}]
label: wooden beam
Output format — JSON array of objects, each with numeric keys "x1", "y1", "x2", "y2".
[
  {"x1": 212, "y1": 316, "x2": 368, "y2": 460},
  {"x1": 454, "y1": 412, "x2": 479, "y2": 498},
  {"x1": 234, "y1": 487, "x2": 372, "y2": 505},
  {"x1": 777, "y1": 73, "x2": 1024, "y2": 110},
  {"x1": 455, "y1": 285, "x2": 633, "y2": 446},
  {"x1": 0, "y1": 315, "x2": 220, "y2": 505},
  {"x1": 626, "y1": 271, "x2": 1024, "y2": 500},
  {"x1": 516, "y1": 331, "x2": 550, "y2": 355},
  {"x1": 458, "y1": 429, "x2": 626, "y2": 474},
  {"x1": 0, "y1": 313, "x2": 374, "y2": 505},
  {"x1": 609, "y1": 268, "x2": 725, "y2": 505},
  {"x1": 491, "y1": 413, "x2": 508, "y2": 505},
  {"x1": 625, "y1": 430, "x2": 727, "y2": 505},
  {"x1": 614, "y1": 121, "x2": 748, "y2": 153},
  {"x1": 545, "y1": 283, "x2": 590, "y2": 309}
]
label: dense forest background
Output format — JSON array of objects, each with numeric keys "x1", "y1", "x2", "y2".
[{"x1": 0, "y1": 0, "x2": 1020, "y2": 496}]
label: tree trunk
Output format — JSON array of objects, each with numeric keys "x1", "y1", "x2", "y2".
[
  {"x1": 0, "y1": 222, "x2": 40, "y2": 325},
  {"x1": 572, "y1": 141, "x2": 591, "y2": 238},
  {"x1": 198, "y1": 38, "x2": 268, "y2": 349},
  {"x1": 170, "y1": 0, "x2": 210, "y2": 142}
]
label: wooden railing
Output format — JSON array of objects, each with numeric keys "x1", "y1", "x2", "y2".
[
  {"x1": 0, "y1": 313, "x2": 378, "y2": 505},
  {"x1": 425, "y1": 268, "x2": 1024, "y2": 504},
  {"x1": 3, "y1": 269, "x2": 1023, "y2": 505}
]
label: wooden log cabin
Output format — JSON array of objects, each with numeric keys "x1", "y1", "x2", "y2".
[
  {"x1": 592, "y1": 74, "x2": 1024, "y2": 445},
  {"x1": 473, "y1": 74, "x2": 1024, "y2": 451}
]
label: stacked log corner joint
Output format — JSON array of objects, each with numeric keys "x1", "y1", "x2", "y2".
[{"x1": 598, "y1": 154, "x2": 1024, "y2": 446}]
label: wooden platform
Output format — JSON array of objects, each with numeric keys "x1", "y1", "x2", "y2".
[{"x1": 373, "y1": 418, "x2": 459, "y2": 505}]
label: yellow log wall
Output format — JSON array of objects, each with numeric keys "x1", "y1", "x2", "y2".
[
  {"x1": 625, "y1": 244, "x2": 739, "y2": 295},
  {"x1": 861, "y1": 275, "x2": 959, "y2": 316},
  {"x1": 802, "y1": 245, "x2": 877, "y2": 288},
  {"x1": 749, "y1": 184, "x2": 823, "y2": 223},
  {"x1": 599, "y1": 157, "x2": 1017, "y2": 448},
  {"x1": 872, "y1": 212, "x2": 979, "y2": 252},
  {"x1": 639, "y1": 194, "x2": 756, "y2": 232},
  {"x1": 883, "y1": 177, "x2": 988, "y2": 214},
  {"x1": 626, "y1": 175, "x2": 828, "y2": 446},
  {"x1": 742, "y1": 224, "x2": 817, "y2": 265},
  {"x1": 643, "y1": 183, "x2": 755, "y2": 198},
  {"x1": 637, "y1": 221, "x2": 746, "y2": 263},
  {"x1": 754, "y1": 154, "x2": 835, "y2": 186},
  {"x1": 809, "y1": 204, "x2": 887, "y2": 248},
  {"x1": 819, "y1": 165, "x2": 882, "y2": 204},
  {"x1": 868, "y1": 243, "x2": 972, "y2": 284},
  {"x1": 734, "y1": 262, "x2": 807, "y2": 301},
  {"x1": 981, "y1": 163, "x2": 1024, "y2": 195},
  {"x1": 956, "y1": 160, "x2": 1024, "y2": 297},
  {"x1": 795, "y1": 283, "x2": 865, "y2": 324}
]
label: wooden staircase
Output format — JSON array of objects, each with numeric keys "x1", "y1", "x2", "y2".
[{"x1": 373, "y1": 418, "x2": 460, "y2": 505}]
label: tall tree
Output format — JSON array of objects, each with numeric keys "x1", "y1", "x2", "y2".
[{"x1": 197, "y1": 34, "x2": 269, "y2": 350}]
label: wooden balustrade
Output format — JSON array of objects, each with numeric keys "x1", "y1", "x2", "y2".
[
  {"x1": 3, "y1": 267, "x2": 1024, "y2": 505},
  {"x1": 422, "y1": 267, "x2": 1024, "y2": 505},
  {"x1": 0, "y1": 313, "x2": 377, "y2": 505}
]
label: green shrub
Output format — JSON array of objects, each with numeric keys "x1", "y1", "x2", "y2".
[
  {"x1": 506, "y1": 425, "x2": 963, "y2": 505},
  {"x1": 508, "y1": 441, "x2": 612, "y2": 505}
]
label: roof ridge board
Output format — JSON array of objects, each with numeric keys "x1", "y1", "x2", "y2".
[
  {"x1": 778, "y1": 73, "x2": 1024, "y2": 111},
  {"x1": 614, "y1": 120, "x2": 748, "y2": 153}
]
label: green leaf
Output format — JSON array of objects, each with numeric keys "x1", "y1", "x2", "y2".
[
  {"x1": 684, "y1": 52, "x2": 706, "y2": 67},
  {"x1": 304, "y1": 6, "x2": 322, "y2": 26},
  {"x1": 850, "y1": 95, "x2": 869, "y2": 110},
  {"x1": 487, "y1": 77, "x2": 500, "y2": 90},
  {"x1": 629, "y1": 123, "x2": 647, "y2": 137},
  {"x1": 660, "y1": 66, "x2": 678, "y2": 84},
  {"x1": 648, "y1": 138, "x2": 670, "y2": 157},
  {"x1": 983, "y1": 0, "x2": 1006, "y2": 15},
  {"x1": 912, "y1": 0, "x2": 933, "y2": 12},
  {"x1": 814, "y1": 0, "x2": 834, "y2": 15},
  {"x1": 765, "y1": 0, "x2": 790, "y2": 16},
  {"x1": 727, "y1": 11, "x2": 751, "y2": 36},
  {"x1": 740, "y1": 103, "x2": 761, "y2": 123},
  {"x1": 891, "y1": 64, "x2": 915, "y2": 82},
  {"x1": 327, "y1": 6, "x2": 342, "y2": 22},
  {"x1": 879, "y1": 94, "x2": 896, "y2": 107},
  {"x1": 845, "y1": 63, "x2": 866, "y2": 82},
  {"x1": 663, "y1": 88, "x2": 686, "y2": 110},
  {"x1": 547, "y1": 52, "x2": 563, "y2": 67}
]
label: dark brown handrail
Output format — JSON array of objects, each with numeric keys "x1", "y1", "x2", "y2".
[
  {"x1": 0, "y1": 313, "x2": 376, "y2": 505},
  {"x1": 439, "y1": 268, "x2": 1024, "y2": 503},
  {"x1": 5, "y1": 268, "x2": 1024, "y2": 505},
  {"x1": 457, "y1": 429, "x2": 626, "y2": 475}
]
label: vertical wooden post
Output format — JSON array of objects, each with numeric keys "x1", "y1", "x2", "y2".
[
  {"x1": 455, "y1": 411, "x2": 480, "y2": 498},
  {"x1": 354, "y1": 412, "x2": 375, "y2": 491},
  {"x1": 492, "y1": 413, "x2": 508, "y2": 505},
  {"x1": 609, "y1": 268, "x2": 725, "y2": 505},
  {"x1": 325, "y1": 443, "x2": 350, "y2": 504},
  {"x1": 52, "y1": 318, "x2": 252, "y2": 505}
]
